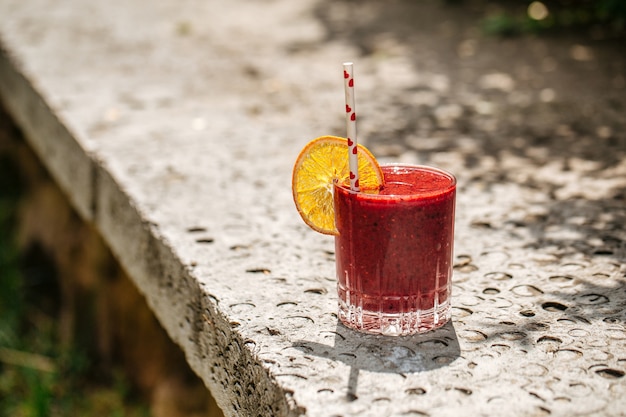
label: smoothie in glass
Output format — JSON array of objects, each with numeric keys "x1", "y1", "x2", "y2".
[{"x1": 334, "y1": 164, "x2": 456, "y2": 336}]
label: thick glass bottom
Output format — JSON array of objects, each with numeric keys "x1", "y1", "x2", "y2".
[{"x1": 338, "y1": 296, "x2": 450, "y2": 336}]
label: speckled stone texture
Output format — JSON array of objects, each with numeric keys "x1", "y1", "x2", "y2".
[{"x1": 0, "y1": 0, "x2": 624, "y2": 416}]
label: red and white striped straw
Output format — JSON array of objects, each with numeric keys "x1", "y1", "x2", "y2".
[{"x1": 343, "y1": 62, "x2": 359, "y2": 192}]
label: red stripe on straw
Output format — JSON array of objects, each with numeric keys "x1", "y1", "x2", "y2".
[{"x1": 343, "y1": 62, "x2": 359, "y2": 192}]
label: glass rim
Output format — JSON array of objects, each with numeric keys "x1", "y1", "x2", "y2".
[{"x1": 334, "y1": 163, "x2": 456, "y2": 198}]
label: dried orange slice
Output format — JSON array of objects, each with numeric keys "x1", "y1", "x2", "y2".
[{"x1": 292, "y1": 135, "x2": 384, "y2": 235}]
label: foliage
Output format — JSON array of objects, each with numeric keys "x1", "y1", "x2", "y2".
[
  {"x1": 0, "y1": 135, "x2": 149, "y2": 417},
  {"x1": 477, "y1": 0, "x2": 626, "y2": 37}
]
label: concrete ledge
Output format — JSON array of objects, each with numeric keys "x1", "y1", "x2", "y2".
[
  {"x1": 0, "y1": 45, "x2": 95, "y2": 221},
  {"x1": 1, "y1": 0, "x2": 625, "y2": 416}
]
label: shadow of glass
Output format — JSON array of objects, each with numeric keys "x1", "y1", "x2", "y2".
[
  {"x1": 293, "y1": 320, "x2": 460, "y2": 400},
  {"x1": 293, "y1": 319, "x2": 460, "y2": 373}
]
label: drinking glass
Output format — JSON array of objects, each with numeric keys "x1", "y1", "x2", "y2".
[{"x1": 334, "y1": 164, "x2": 456, "y2": 336}]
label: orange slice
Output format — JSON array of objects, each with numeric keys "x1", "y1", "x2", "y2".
[{"x1": 292, "y1": 135, "x2": 384, "y2": 235}]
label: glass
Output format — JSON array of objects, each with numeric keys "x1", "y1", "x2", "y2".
[{"x1": 334, "y1": 164, "x2": 456, "y2": 336}]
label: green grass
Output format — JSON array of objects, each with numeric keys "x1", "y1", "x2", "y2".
[{"x1": 0, "y1": 147, "x2": 150, "y2": 416}]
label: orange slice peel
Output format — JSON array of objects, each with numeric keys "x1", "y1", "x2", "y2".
[{"x1": 291, "y1": 135, "x2": 384, "y2": 235}]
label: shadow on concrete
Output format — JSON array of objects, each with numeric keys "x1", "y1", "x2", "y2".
[
  {"x1": 310, "y1": 0, "x2": 626, "y2": 169},
  {"x1": 293, "y1": 320, "x2": 460, "y2": 400},
  {"x1": 523, "y1": 192, "x2": 626, "y2": 259}
]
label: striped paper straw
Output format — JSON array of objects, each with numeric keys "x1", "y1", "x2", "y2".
[{"x1": 343, "y1": 62, "x2": 359, "y2": 192}]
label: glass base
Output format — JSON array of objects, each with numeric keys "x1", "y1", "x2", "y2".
[{"x1": 338, "y1": 298, "x2": 450, "y2": 336}]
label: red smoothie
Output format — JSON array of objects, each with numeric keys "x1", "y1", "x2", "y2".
[{"x1": 334, "y1": 164, "x2": 456, "y2": 335}]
